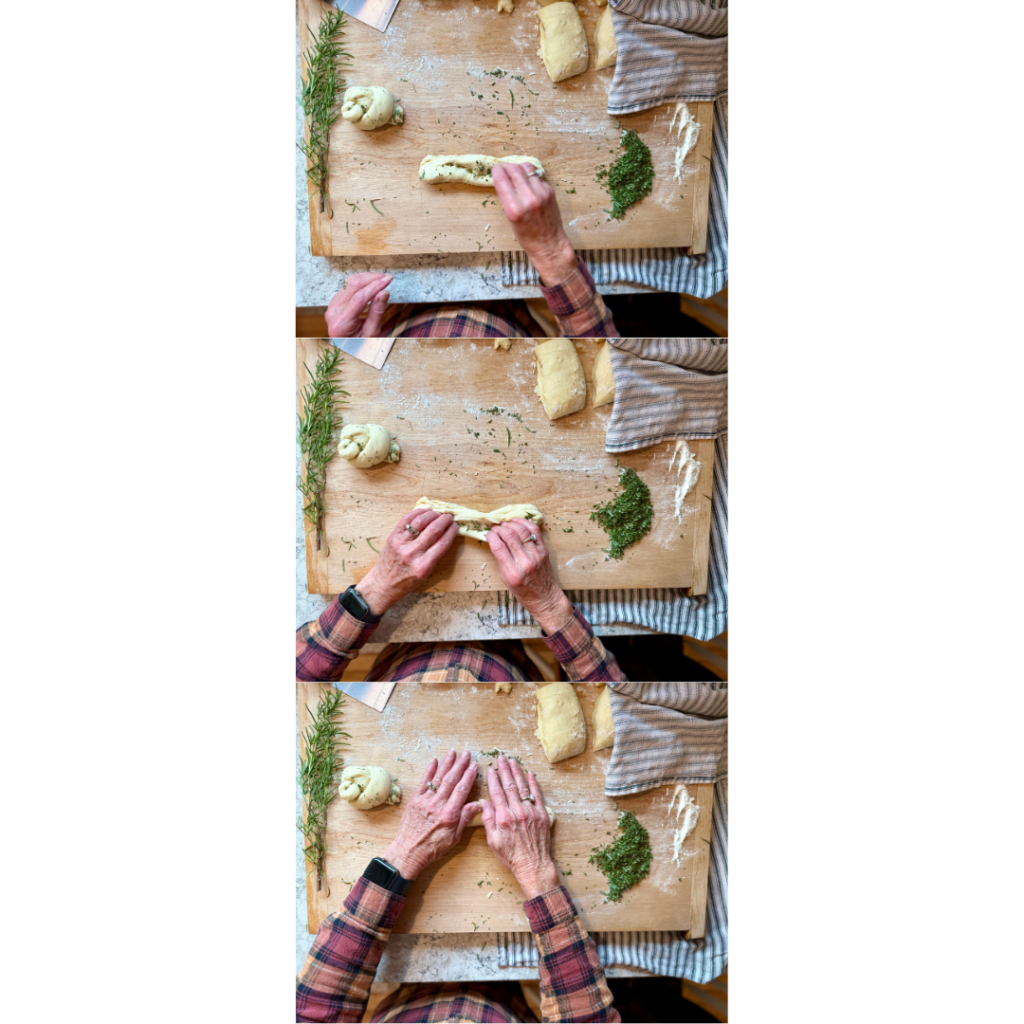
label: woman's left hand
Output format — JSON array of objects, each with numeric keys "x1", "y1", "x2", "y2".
[
  {"x1": 382, "y1": 750, "x2": 482, "y2": 880},
  {"x1": 325, "y1": 272, "x2": 393, "y2": 338}
]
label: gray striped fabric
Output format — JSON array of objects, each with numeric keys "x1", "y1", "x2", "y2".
[
  {"x1": 501, "y1": 0, "x2": 728, "y2": 297},
  {"x1": 497, "y1": 790, "x2": 729, "y2": 981},
  {"x1": 609, "y1": 0, "x2": 729, "y2": 110},
  {"x1": 606, "y1": 682, "x2": 727, "y2": 786},
  {"x1": 606, "y1": 339, "x2": 728, "y2": 450}
]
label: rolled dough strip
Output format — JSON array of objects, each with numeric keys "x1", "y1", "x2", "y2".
[
  {"x1": 414, "y1": 497, "x2": 544, "y2": 541},
  {"x1": 419, "y1": 154, "x2": 546, "y2": 187},
  {"x1": 469, "y1": 805, "x2": 556, "y2": 828}
]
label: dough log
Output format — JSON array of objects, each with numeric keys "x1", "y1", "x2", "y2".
[
  {"x1": 341, "y1": 86, "x2": 405, "y2": 130},
  {"x1": 419, "y1": 154, "x2": 546, "y2": 188},
  {"x1": 469, "y1": 804, "x2": 556, "y2": 828},
  {"x1": 592, "y1": 684, "x2": 614, "y2": 751},
  {"x1": 537, "y1": 3, "x2": 589, "y2": 84},
  {"x1": 593, "y1": 6, "x2": 617, "y2": 71},
  {"x1": 414, "y1": 497, "x2": 544, "y2": 541},
  {"x1": 535, "y1": 682, "x2": 587, "y2": 763},
  {"x1": 338, "y1": 424, "x2": 401, "y2": 468},
  {"x1": 535, "y1": 338, "x2": 586, "y2": 420},
  {"x1": 339, "y1": 766, "x2": 402, "y2": 810},
  {"x1": 592, "y1": 340, "x2": 615, "y2": 408}
]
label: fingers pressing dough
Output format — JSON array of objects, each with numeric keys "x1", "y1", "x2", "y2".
[
  {"x1": 419, "y1": 154, "x2": 546, "y2": 187},
  {"x1": 414, "y1": 497, "x2": 544, "y2": 541},
  {"x1": 535, "y1": 338, "x2": 586, "y2": 420},
  {"x1": 592, "y1": 684, "x2": 615, "y2": 751},
  {"x1": 592, "y1": 340, "x2": 615, "y2": 408},
  {"x1": 339, "y1": 766, "x2": 402, "y2": 809},
  {"x1": 593, "y1": 6, "x2": 617, "y2": 70},
  {"x1": 535, "y1": 682, "x2": 587, "y2": 763},
  {"x1": 537, "y1": 3, "x2": 589, "y2": 84},
  {"x1": 341, "y1": 86, "x2": 404, "y2": 130},
  {"x1": 338, "y1": 424, "x2": 401, "y2": 468}
]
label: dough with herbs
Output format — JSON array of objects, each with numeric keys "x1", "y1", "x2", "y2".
[
  {"x1": 535, "y1": 682, "x2": 587, "y2": 763},
  {"x1": 339, "y1": 766, "x2": 402, "y2": 810},
  {"x1": 341, "y1": 86, "x2": 405, "y2": 130},
  {"x1": 593, "y1": 6, "x2": 617, "y2": 70},
  {"x1": 592, "y1": 340, "x2": 615, "y2": 408},
  {"x1": 535, "y1": 338, "x2": 586, "y2": 420},
  {"x1": 592, "y1": 684, "x2": 614, "y2": 751},
  {"x1": 338, "y1": 424, "x2": 401, "y2": 468},
  {"x1": 469, "y1": 804, "x2": 556, "y2": 827},
  {"x1": 537, "y1": 3, "x2": 589, "y2": 83},
  {"x1": 414, "y1": 497, "x2": 544, "y2": 541},
  {"x1": 419, "y1": 154, "x2": 546, "y2": 187}
]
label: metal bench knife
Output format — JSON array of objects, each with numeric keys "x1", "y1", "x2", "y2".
[{"x1": 330, "y1": 338, "x2": 395, "y2": 370}]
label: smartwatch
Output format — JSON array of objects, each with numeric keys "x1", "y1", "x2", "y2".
[
  {"x1": 363, "y1": 856, "x2": 413, "y2": 895},
  {"x1": 339, "y1": 584, "x2": 382, "y2": 624}
]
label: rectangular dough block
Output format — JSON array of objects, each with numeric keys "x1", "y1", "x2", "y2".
[
  {"x1": 592, "y1": 684, "x2": 614, "y2": 750},
  {"x1": 535, "y1": 682, "x2": 587, "y2": 763},
  {"x1": 537, "y1": 3, "x2": 590, "y2": 84},
  {"x1": 535, "y1": 338, "x2": 586, "y2": 420}
]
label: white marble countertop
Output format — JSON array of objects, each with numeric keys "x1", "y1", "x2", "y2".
[
  {"x1": 294, "y1": 15, "x2": 656, "y2": 308},
  {"x1": 294, "y1": 702, "x2": 652, "y2": 980},
  {"x1": 296, "y1": 439, "x2": 653, "y2": 641}
]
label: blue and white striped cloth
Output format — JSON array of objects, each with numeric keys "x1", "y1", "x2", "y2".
[
  {"x1": 499, "y1": 341, "x2": 728, "y2": 640},
  {"x1": 503, "y1": 2, "x2": 728, "y2": 297},
  {"x1": 498, "y1": 683, "x2": 729, "y2": 983}
]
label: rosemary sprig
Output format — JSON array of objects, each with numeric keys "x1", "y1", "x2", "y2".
[
  {"x1": 298, "y1": 8, "x2": 351, "y2": 214},
  {"x1": 299, "y1": 689, "x2": 350, "y2": 894},
  {"x1": 298, "y1": 346, "x2": 349, "y2": 554}
]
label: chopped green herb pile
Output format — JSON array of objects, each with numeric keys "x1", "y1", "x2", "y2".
[
  {"x1": 590, "y1": 467, "x2": 653, "y2": 559},
  {"x1": 596, "y1": 129, "x2": 655, "y2": 220},
  {"x1": 588, "y1": 810, "x2": 652, "y2": 903}
]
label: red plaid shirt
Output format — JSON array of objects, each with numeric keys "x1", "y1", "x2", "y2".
[
  {"x1": 382, "y1": 257, "x2": 619, "y2": 338},
  {"x1": 296, "y1": 877, "x2": 621, "y2": 1023},
  {"x1": 296, "y1": 602, "x2": 625, "y2": 683}
]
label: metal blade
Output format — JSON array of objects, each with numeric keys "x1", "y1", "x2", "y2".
[
  {"x1": 337, "y1": 682, "x2": 396, "y2": 713},
  {"x1": 331, "y1": 0, "x2": 400, "y2": 33},
  {"x1": 331, "y1": 338, "x2": 395, "y2": 370}
]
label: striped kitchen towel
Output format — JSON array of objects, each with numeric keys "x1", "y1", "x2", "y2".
[
  {"x1": 497, "y1": 789, "x2": 728, "y2": 980},
  {"x1": 502, "y1": 1, "x2": 728, "y2": 297},
  {"x1": 608, "y1": 0, "x2": 728, "y2": 111},
  {"x1": 605, "y1": 681, "x2": 727, "y2": 786},
  {"x1": 605, "y1": 339, "x2": 727, "y2": 450}
]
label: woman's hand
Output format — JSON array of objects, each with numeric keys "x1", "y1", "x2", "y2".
[
  {"x1": 357, "y1": 509, "x2": 459, "y2": 615},
  {"x1": 492, "y1": 163, "x2": 578, "y2": 287},
  {"x1": 486, "y1": 519, "x2": 573, "y2": 634},
  {"x1": 382, "y1": 749, "x2": 482, "y2": 880},
  {"x1": 477, "y1": 755, "x2": 559, "y2": 900},
  {"x1": 325, "y1": 272, "x2": 393, "y2": 338}
]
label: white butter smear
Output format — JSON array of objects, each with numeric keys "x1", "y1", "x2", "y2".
[
  {"x1": 669, "y1": 103, "x2": 702, "y2": 181},
  {"x1": 669, "y1": 440, "x2": 702, "y2": 521},
  {"x1": 668, "y1": 783, "x2": 700, "y2": 864}
]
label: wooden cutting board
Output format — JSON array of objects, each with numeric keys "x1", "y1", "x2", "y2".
[
  {"x1": 298, "y1": 339, "x2": 715, "y2": 596},
  {"x1": 300, "y1": 682, "x2": 714, "y2": 936},
  {"x1": 299, "y1": 0, "x2": 713, "y2": 257}
]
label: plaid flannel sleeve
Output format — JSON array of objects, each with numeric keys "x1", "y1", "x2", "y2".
[
  {"x1": 296, "y1": 875, "x2": 406, "y2": 1023},
  {"x1": 538, "y1": 256, "x2": 620, "y2": 338},
  {"x1": 542, "y1": 606, "x2": 626, "y2": 682},
  {"x1": 296, "y1": 597, "x2": 379, "y2": 682},
  {"x1": 524, "y1": 885, "x2": 622, "y2": 1023}
]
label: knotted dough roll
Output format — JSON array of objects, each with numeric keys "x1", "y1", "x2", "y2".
[
  {"x1": 338, "y1": 424, "x2": 401, "y2": 468},
  {"x1": 341, "y1": 86, "x2": 404, "y2": 130},
  {"x1": 339, "y1": 766, "x2": 402, "y2": 809}
]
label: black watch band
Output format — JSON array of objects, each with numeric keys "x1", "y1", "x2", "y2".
[
  {"x1": 363, "y1": 856, "x2": 413, "y2": 895},
  {"x1": 339, "y1": 584, "x2": 382, "y2": 624}
]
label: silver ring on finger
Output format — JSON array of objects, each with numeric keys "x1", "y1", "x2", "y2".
[
  {"x1": 405, "y1": 524, "x2": 421, "y2": 538},
  {"x1": 427, "y1": 782, "x2": 437, "y2": 792},
  {"x1": 525, "y1": 533, "x2": 537, "y2": 544},
  {"x1": 520, "y1": 791, "x2": 534, "y2": 802}
]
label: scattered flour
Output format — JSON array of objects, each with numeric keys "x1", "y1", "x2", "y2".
[
  {"x1": 668, "y1": 440, "x2": 701, "y2": 521},
  {"x1": 668, "y1": 784, "x2": 700, "y2": 864},
  {"x1": 669, "y1": 103, "x2": 701, "y2": 181}
]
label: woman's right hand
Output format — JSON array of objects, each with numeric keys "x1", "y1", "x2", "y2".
[
  {"x1": 486, "y1": 519, "x2": 573, "y2": 635},
  {"x1": 325, "y1": 272, "x2": 393, "y2": 338},
  {"x1": 477, "y1": 755, "x2": 560, "y2": 900}
]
